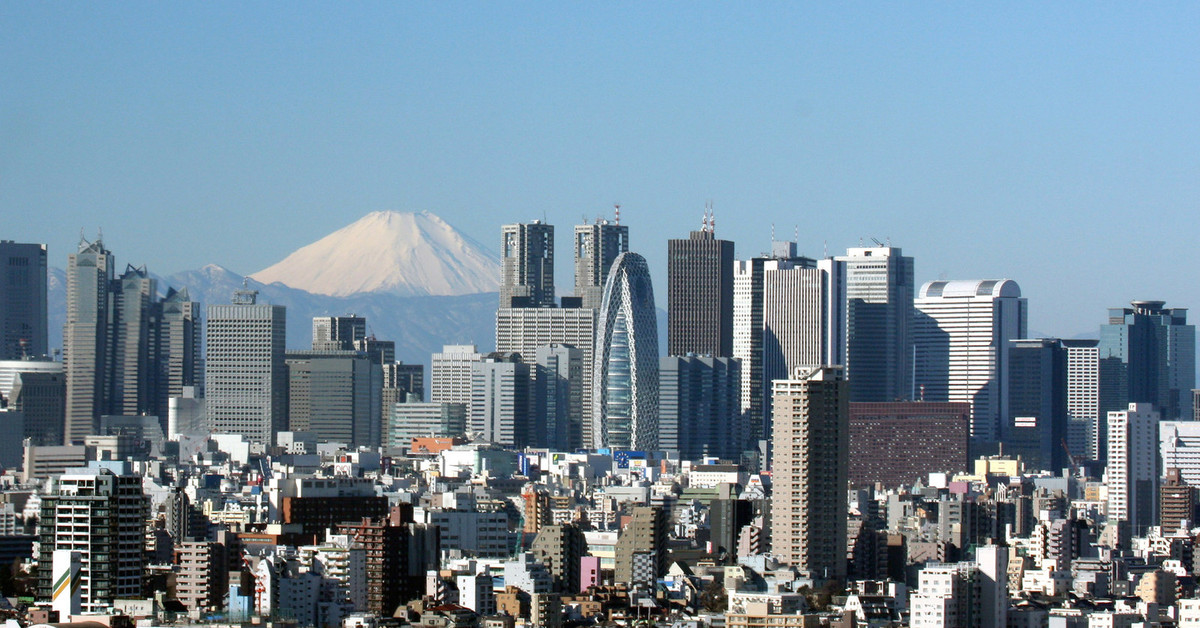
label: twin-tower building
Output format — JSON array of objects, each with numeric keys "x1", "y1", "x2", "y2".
[{"x1": 494, "y1": 218, "x2": 658, "y2": 451}]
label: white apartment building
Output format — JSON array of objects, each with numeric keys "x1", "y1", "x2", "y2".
[{"x1": 1107, "y1": 403, "x2": 1161, "y2": 535}]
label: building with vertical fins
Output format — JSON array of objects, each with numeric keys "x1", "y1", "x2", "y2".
[
  {"x1": 1106, "y1": 402, "x2": 1160, "y2": 537},
  {"x1": 592, "y1": 252, "x2": 659, "y2": 450},
  {"x1": 1099, "y1": 300, "x2": 1195, "y2": 422},
  {"x1": 206, "y1": 285, "x2": 287, "y2": 446},
  {"x1": 760, "y1": 257, "x2": 845, "y2": 443},
  {"x1": 770, "y1": 366, "x2": 849, "y2": 580},
  {"x1": 0, "y1": 241, "x2": 48, "y2": 360},
  {"x1": 667, "y1": 210, "x2": 734, "y2": 358},
  {"x1": 733, "y1": 241, "x2": 817, "y2": 449},
  {"x1": 836, "y1": 246, "x2": 914, "y2": 403},
  {"x1": 574, "y1": 217, "x2": 628, "y2": 309},
  {"x1": 500, "y1": 221, "x2": 556, "y2": 308},
  {"x1": 63, "y1": 236, "x2": 114, "y2": 444}
]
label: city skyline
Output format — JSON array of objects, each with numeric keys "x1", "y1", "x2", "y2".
[{"x1": 5, "y1": 4, "x2": 1200, "y2": 341}]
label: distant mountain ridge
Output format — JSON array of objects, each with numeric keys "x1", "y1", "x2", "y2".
[
  {"x1": 251, "y1": 210, "x2": 499, "y2": 297},
  {"x1": 47, "y1": 263, "x2": 497, "y2": 369}
]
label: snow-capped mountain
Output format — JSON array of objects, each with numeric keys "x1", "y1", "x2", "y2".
[{"x1": 250, "y1": 210, "x2": 499, "y2": 297}]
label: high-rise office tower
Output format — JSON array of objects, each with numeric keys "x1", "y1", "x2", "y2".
[
  {"x1": 37, "y1": 468, "x2": 149, "y2": 613},
  {"x1": 760, "y1": 258, "x2": 845, "y2": 442},
  {"x1": 286, "y1": 350, "x2": 375, "y2": 447},
  {"x1": 312, "y1": 315, "x2": 366, "y2": 351},
  {"x1": 614, "y1": 506, "x2": 668, "y2": 589},
  {"x1": 593, "y1": 252, "x2": 659, "y2": 450},
  {"x1": 913, "y1": 279, "x2": 1027, "y2": 445},
  {"x1": 659, "y1": 355, "x2": 741, "y2": 461},
  {"x1": 63, "y1": 236, "x2": 114, "y2": 444},
  {"x1": 574, "y1": 219, "x2": 628, "y2": 309},
  {"x1": 355, "y1": 337, "x2": 396, "y2": 365},
  {"x1": 733, "y1": 243, "x2": 806, "y2": 445},
  {"x1": 496, "y1": 308, "x2": 596, "y2": 449},
  {"x1": 109, "y1": 264, "x2": 156, "y2": 417},
  {"x1": 0, "y1": 241, "x2": 48, "y2": 360},
  {"x1": 1005, "y1": 339, "x2": 1068, "y2": 472},
  {"x1": 206, "y1": 286, "x2": 287, "y2": 445},
  {"x1": 770, "y1": 366, "x2": 849, "y2": 580},
  {"x1": 470, "y1": 353, "x2": 530, "y2": 448},
  {"x1": 667, "y1": 216, "x2": 734, "y2": 357},
  {"x1": 1063, "y1": 339, "x2": 1100, "y2": 461},
  {"x1": 9, "y1": 369, "x2": 66, "y2": 446},
  {"x1": 500, "y1": 221, "x2": 555, "y2": 308},
  {"x1": 383, "y1": 361, "x2": 423, "y2": 402},
  {"x1": 836, "y1": 246, "x2": 914, "y2": 403},
  {"x1": 431, "y1": 345, "x2": 483, "y2": 405},
  {"x1": 1099, "y1": 301, "x2": 1196, "y2": 422},
  {"x1": 533, "y1": 343, "x2": 582, "y2": 451},
  {"x1": 155, "y1": 288, "x2": 202, "y2": 417},
  {"x1": 1106, "y1": 403, "x2": 1160, "y2": 536}
]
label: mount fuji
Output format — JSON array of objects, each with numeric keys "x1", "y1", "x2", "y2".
[{"x1": 251, "y1": 210, "x2": 499, "y2": 297}]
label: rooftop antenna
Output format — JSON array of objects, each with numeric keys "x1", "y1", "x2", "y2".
[
  {"x1": 771, "y1": 223, "x2": 776, "y2": 243},
  {"x1": 824, "y1": 239, "x2": 828, "y2": 258},
  {"x1": 793, "y1": 225, "x2": 798, "y2": 242},
  {"x1": 871, "y1": 237, "x2": 884, "y2": 247},
  {"x1": 614, "y1": 203, "x2": 621, "y2": 225}
]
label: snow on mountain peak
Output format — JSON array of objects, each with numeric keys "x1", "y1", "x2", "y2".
[{"x1": 250, "y1": 211, "x2": 499, "y2": 297}]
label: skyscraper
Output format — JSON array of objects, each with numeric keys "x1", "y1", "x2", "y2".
[
  {"x1": 574, "y1": 219, "x2": 628, "y2": 309},
  {"x1": 770, "y1": 366, "x2": 849, "y2": 580},
  {"x1": 667, "y1": 217, "x2": 734, "y2": 357},
  {"x1": 913, "y1": 279, "x2": 1027, "y2": 445},
  {"x1": 496, "y1": 308, "x2": 596, "y2": 449},
  {"x1": 593, "y1": 252, "x2": 659, "y2": 450},
  {"x1": 1099, "y1": 301, "x2": 1195, "y2": 422},
  {"x1": 658, "y1": 355, "x2": 741, "y2": 461},
  {"x1": 109, "y1": 264, "x2": 156, "y2": 417},
  {"x1": 63, "y1": 236, "x2": 114, "y2": 443},
  {"x1": 1005, "y1": 338, "x2": 1068, "y2": 472},
  {"x1": 533, "y1": 343, "x2": 582, "y2": 451},
  {"x1": 500, "y1": 221, "x2": 555, "y2": 308},
  {"x1": 312, "y1": 315, "x2": 366, "y2": 351},
  {"x1": 760, "y1": 258, "x2": 845, "y2": 440},
  {"x1": 431, "y1": 344, "x2": 482, "y2": 405},
  {"x1": 286, "y1": 350, "x2": 375, "y2": 447},
  {"x1": 155, "y1": 287, "x2": 203, "y2": 419},
  {"x1": 0, "y1": 241, "x2": 48, "y2": 360},
  {"x1": 733, "y1": 243, "x2": 808, "y2": 445},
  {"x1": 1063, "y1": 339, "x2": 1100, "y2": 460},
  {"x1": 836, "y1": 246, "x2": 914, "y2": 403},
  {"x1": 206, "y1": 286, "x2": 287, "y2": 445},
  {"x1": 1106, "y1": 403, "x2": 1160, "y2": 536},
  {"x1": 470, "y1": 352, "x2": 530, "y2": 448}
]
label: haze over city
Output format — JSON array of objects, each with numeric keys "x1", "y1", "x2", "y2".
[{"x1": 5, "y1": 4, "x2": 1200, "y2": 339}]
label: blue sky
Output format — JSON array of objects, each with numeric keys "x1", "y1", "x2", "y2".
[{"x1": 4, "y1": 3, "x2": 1199, "y2": 337}]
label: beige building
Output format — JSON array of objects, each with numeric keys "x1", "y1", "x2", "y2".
[{"x1": 769, "y1": 366, "x2": 848, "y2": 581}]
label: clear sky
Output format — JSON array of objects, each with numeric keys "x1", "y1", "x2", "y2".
[{"x1": 4, "y1": 3, "x2": 1199, "y2": 337}]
